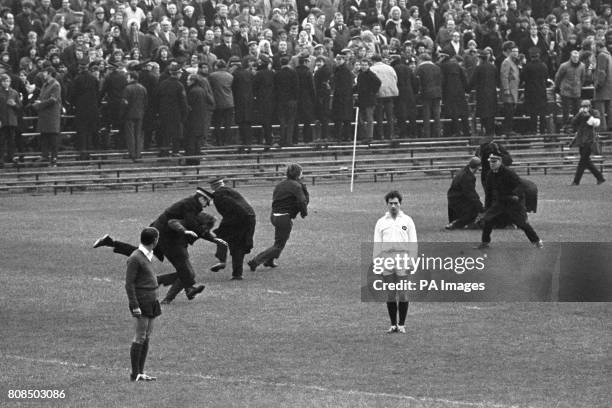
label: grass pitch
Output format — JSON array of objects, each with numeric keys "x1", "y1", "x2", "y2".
[{"x1": 0, "y1": 175, "x2": 611, "y2": 408}]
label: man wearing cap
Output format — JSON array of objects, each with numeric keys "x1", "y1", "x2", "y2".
[
  {"x1": 248, "y1": 163, "x2": 308, "y2": 271},
  {"x1": 205, "y1": 178, "x2": 256, "y2": 280},
  {"x1": 214, "y1": 30, "x2": 241, "y2": 63},
  {"x1": 570, "y1": 100, "x2": 606, "y2": 185},
  {"x1": 446, "y1": 157, "x2": 484, "y2": 230},
  {"x1": 477, "y1": 148, "x2": 543, "y2": 249},
  {"x1": 93, "y1": 188, "x2": 221, "y2": 303},
  {"x1": 155, "y1": 62, "x2": 188, "y2": 156}
]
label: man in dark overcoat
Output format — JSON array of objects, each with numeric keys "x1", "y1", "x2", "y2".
[
  {"x1": 274, "y1": 56, "x2": 298, "y2": 146},
  {"x1": 468, "y1": 50, "x2": 498, "y2": 136},
  {"x1": 390, "y1": 54, "x2": 418, "y2": 138},
  {"x1": 252, "y1": 55, "x2": 275, "y2": 146},
  {"x1": 356, "y1": 58, "x2": 381, "y2": 141},
  {"x1": 184, "y1": 73, "x2": 214, "y2": 165},
  {"x1": 231, "y1": 57, "x2": 254, "y2": 147},
  {"x1": 204, "y1": 178, "x2": 256, "y2": 281},
  {"x1": 155, "y1": 62, "x2": 188, "y2": 156},
  {"x1": 69, "y1": 62, "x2": 99, "y2": 159},
  {"x1": 331, "y1": 52, "x2": 354, "y2": 142},
  {"x1": 138, "y1": 62, "x2": 159, "y2": 150},
  {"x1": 100, "y1": 62, "x2": 127, "y2": 147},
  {"x1": 439, "y1": 54, "x2": 470, "y2": 137},
  {"x1": 415, "y1": 52, "x2": 442, "y2": 138},
  {"x1": 521, "y1": 48, "x2": 549, "y2": 134},
  {"x1": 295, "y1": 56, "x2": 316, "y2": 143},
  {"x1": 313, "y1": 56, "x2": 332, "y2": 142},
  {"x1": 0, "y1": 73, "x2": 21, "y2": 166},
  {"x1": 446, "y1": 157, "x2": 483, "y2": 230}
]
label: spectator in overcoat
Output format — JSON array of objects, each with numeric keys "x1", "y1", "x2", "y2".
[
  {"x1": 331, "y1": 52, "x2": 354, "y2": 141},
  {"x1": 33, "y1": 66, "x2": 61, "y2": 165},
  {"x1": 138, "y1": 61, "x2": 159, "y2": 150},
  {"x1": 500, "y1": 42, "x2": 520, "y2": 135},
  {"x1": 356, "y1": 58, "x2": 381, "y2": 141},
  {"x1": 390, "y1": 54, "x2": 418, "y2": 138},
  {"x1": 274, "y1": 56, "x2": 298, "y2": 146},
  {"x1": 252, "y1": 55, "x2": 275, "y2": 146},
  {"x1": 122, "y1": 70, "x2": 148, "y2": 160},
  {"x1": 231, "y1": 57, "x2": 254, "y2": 147},
  {"x1": 592, "y1": 41, "x2": 612, "y2": 131},
  {"x1": 313, "y1": 55, "x2": 332, "y2": 142},
  {"x1": 439, "y1": 53, "x2": 470, "y2": 137},
  {"x1": 155, "y1": 62, "x2": 188, "y2": 156},
  {"x1": 295, "y1": 56, "x2": 316, "y2": 143},
  {"x1": 70, "y1": 62, "x2": 99, "y2": 159},
  {"x1": 209, "y1": 59, "x2": 234, "y2": 146},
  {"x1": 521, "y1": 47, "x2": 549, "y2": 134},
  {"x1": 184, "y1": 73, "x2": 213, "y2": 165},
  {"x1": 468, "y1": 49, "x2": 498, "y2": 136},
  {"x1": 414, "y1": 52, "x2": 442, "y2": 138}
]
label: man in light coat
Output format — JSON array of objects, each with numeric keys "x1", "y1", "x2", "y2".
[
  {"x1": 593, "y1": 41, "x2": 612, "y2": 131},
  {"x1": 499, "y1": 41, "x2": 520, "y2": 135},
  {"x1": 370, "y1": 54, "x2": 399, "y2": 140},
  {"x1": 554, "y1": 50, "x2": 585, "y2": 130}
]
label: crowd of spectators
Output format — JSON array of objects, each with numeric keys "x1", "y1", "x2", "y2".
[{"x1": 0, "y1": 0, "x2": 611, "y2": 165}]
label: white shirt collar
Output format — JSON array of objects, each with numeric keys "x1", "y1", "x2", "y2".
[{"x1": 138, "y1": 244, "x2": 154, "y2": 262}]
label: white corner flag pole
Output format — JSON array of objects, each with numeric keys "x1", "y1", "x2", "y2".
[{"x1": 350, "y1": 106, "x2": 359, "y2": 193}]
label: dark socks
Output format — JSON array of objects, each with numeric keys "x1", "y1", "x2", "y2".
[
  {"x1": 139, "y1": 339, "x2": 149, "y2": 374},
  {"x1": 130, "y1": 342, "x2": 143, "y2": 379},
  {"x1": 386, "y1": 302, "x2": 397, "y2": 326},
  {"x1": 398, "y1": 301, "x2": 409, "y2": 325}
]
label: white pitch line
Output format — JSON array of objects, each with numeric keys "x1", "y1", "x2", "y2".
[{"x1": 3, "y1": 354, "x2": 519, "y2": 408}]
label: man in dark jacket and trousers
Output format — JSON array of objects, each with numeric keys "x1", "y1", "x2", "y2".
[
  {"x1": 100, "y1": 62, "x2": 127, "y2": 148},
  {"x1": 477, "y1": 147, "x2": 543, "y2": 249},
  {"x1": 205, "y1": 178, "x2": 256, "y2": 280},
  {"x1": 248, "y1": 163, "x2": 309, "y2": 271},
  {"x1": 274, "y1": 56, "x2": 298, "y2": 146},
  {"x1": 155, "y1": 62, "x2": 188, "y2": 156},
  {"x1": 122, "y1": 71, "x2": 148, "y2": 160},
  {"x1": 446, "y1": 157, "x2": 484, "y2": 230},
  {"x1": 356, "y1": 58, "x2": 381, "y2": 142},
  {"x1": 69, "y1": 62, "x2": 99, "y2": 159},
  {"x1": 295, "y1": 56, "x2": 316, "y2": 143},
  {"x1": 570, "y1": 100, "x2": 606, "y2": 185},
  {"x1": 252, "y1": 55, "x2": 275, "y2": 146},
  {"x1": 440, "y1": 54, "x2": 470, "y2": 137},
  {"x1": 414, "y1": 52, "x2": 442, "y2": 138}
]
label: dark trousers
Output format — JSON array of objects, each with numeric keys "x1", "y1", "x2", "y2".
[
  {"x1": 124, "y1": 118, "x2": 143, "y2": 159},
  {"x1": 184, "y1": 131, "x2": 203, "y2": 165},
  {"x1": 395, "y1": 100, "x2": 417, "y2": 138},
  {"x1": 573, "y1": 144, "x2": 604, "y2": 184},
  {"x1": 422, "y1": 98, "x2": 441, "y2": 138},
  {"x1": 278, "y1": 100, "x2": 297, "y2": 146},
  {"x1": 40, "y1": 132, "x2": 59, "y2": 161},
  {"x1": 334, "y1": 120, "x2": 352, "y2": 141},
  {"x1": 158, "y1": 121, "x2": 183, "y2": 155},
  {"x1": 76, "y1": 127, "x2": 96, "y2": 159},
  {"x1": 445, "y1": 115, "x2": 471, "y2": 137},
  {"x1": 448, "y1": 201, "x2": 480, "y2": 228},
  {"x1": 374, "y1": 97, "x2": 395, "y2": 139},
  {"x1": 502, "y1": 103, "x2": 516, "y2": 134},
  {"x1": 481, "y1": 116, "x2": 496, "y2": 136},
  {"x1": 258, "y1": 122, "x2": 273, "y2": 145},
  {"x1": 252, "y1": 214, "x2": 292, "y2": 265},
  {"x1": 593, "y1": 100, "x2": 611, "y2": 130},
  {"x1": 561, "y1": 97, "x2": 579, "y2": 127},
  {"x1": 213, "y1": 108, "x2": 234, "y2": 145},
  {"x1": 238, "y1": 121, "x2": 252, "y2": 146},
  {"x1": 0, "y1": 126, "x2": 16, "y2": 163},
  {"x1": 481, "y1": 203, "x2": 540, "y2": 243},
  {"x1": 528, "y1": 113, "x2": 547, "y2": 134},
  {"x1": 215, "y1": 241, "x2": 246, "y2": 278}
]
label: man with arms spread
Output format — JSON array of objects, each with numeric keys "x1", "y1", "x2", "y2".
[{"x1": 373, "y1": 190, "x2": 417, "y2": 334}]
